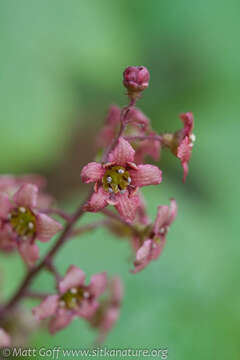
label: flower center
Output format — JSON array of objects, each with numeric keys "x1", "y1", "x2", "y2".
[
  {"x1": 59, "y1": 287, "x2": 90, "y2": 310},
  {"x1": 9, "y1": 207, "x2": 36, "y2": 238},
  {"x1": 102, "y1": 166, "x2": 131, "y2": 194}
]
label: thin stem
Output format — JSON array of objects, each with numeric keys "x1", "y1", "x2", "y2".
[
  {"x1": 101, "y1": 209, "x2": 140, "y2": 237},
  {"x1": 124, "y1": 134, "x2": 163, "y2": 143},
  {"x1": 0, "y1": 200, "x2": 86, "y2": 321},
  {"x1": 0, "y1": 96, "x2": 134, "y2": 322},
  {"x1": 70, "y1": 220, "x2": 108, "y2": 238},
  {"x1": 45, "y1": 260, "x2": 61, "y2": 284}
]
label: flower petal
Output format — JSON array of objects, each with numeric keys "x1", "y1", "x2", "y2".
[
  {"x1": 130, "y1": 164, "x2": 162, "y2": 187},
  {"x1": 77, "y1": 299, "x2": 99, "y2": 319},
  {"x1": 89, "y1": 272, "x2": 107, "y2": 297},
  {"x1": 18, "y1": 241, "x2": 39, "y2": 266},
  {"x1": 136, "y1": 239, "x2": 152, "y2": 262},
  {"x1": 36, "y1": 213, "x2": 62, "y2": 242},
  {"x1": 114, "y1": 192, "x2": 139, "y2": 223},
  {"x1": 154, "y1": 199, "x2": 177, "y2": 234},
  {"x1": 110, "y1": 277, "x2": 124, "y2": 306},
  {"x1": 85, "y1": 187, "x2": 109, "y2": 212},
  {"x1": 0, "y1": 193, "x2": 12, "y2": 219},
  {"x1": 59, "y1": 265, "x2": 85, "y2": 294},
  {"x1": 32, "y1": 295, "x2": 59, "y2": 320},
  {"x1": 101, "y1": 307, "x2": 120, "y2": 332},
  {"x1": 180, "y1": 112, "x2": 194, "y2": 136},
  {"x1": 108, "y1": 137, "x2": 135, "y2": 165},
  {"x1": 81, "y1": 162, "x2": 105, "y2": 184},
  {"x1": 49, "y1": 308, "x2": 74, "y2": 334},
  {"x1": 13, "y1": 184, "x2": 38, "y2": 208}
]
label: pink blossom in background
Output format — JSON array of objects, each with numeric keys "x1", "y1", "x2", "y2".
[
  {"x1": 0, "y1": 184, "x2": 62, "y2": 265},
  {"x1": 33, "y1": 266, "x2": 107, "y2": 334}
]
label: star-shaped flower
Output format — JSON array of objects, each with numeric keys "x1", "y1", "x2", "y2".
[
  {"x1": 0, "y1": 184, "x2": 62, "y2": 265},
  {"x1": 33, "y1": 266, "x2": 107, "y2": 334},
  {"x1": 81, "y1": 137, "x2": 162, "y2": 222}
]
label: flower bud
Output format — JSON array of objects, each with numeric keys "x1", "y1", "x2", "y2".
[{"x1": 123, "y1": 66, "x2": 150, "y2": 96}]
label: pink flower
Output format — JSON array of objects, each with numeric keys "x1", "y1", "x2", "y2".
[
  {"x1": 134, "y1": 130, "x2": 161, "y2": 164},
  {"x1": 0, "y1": 328, "x2": 11, "y2": 348},
  {"x1": 32, "y1": 266, "x2": 107, "y2": 334},
  {"x1": 177, "y1": 112, "x2": 195, "y2": 182},
  {"x1": 81, "y1": 137, "x2": 162, "y2": 222},
  {"x1": 97, "y1": 105, "x2": 121, "y2": 148},
  {"x1": 162, "y1": 112, "x2": 195, "y2": 182},
  {"x1": 123, "y1": 66, "x2": 150, "y2": 94},
  {"x1": 0, "y1": 184, "x2": 62, "y2": 265},
  {"x1": 89, "y1": 277, "x2": 123, "y2": 343},
  {"x1": 132, "y1": 199, "x2": 177, "y2": 273}
]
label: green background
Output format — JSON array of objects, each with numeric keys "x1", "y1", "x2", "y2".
[{"x1": 0, "y1": 1, "x2": 239, "y2": 359}]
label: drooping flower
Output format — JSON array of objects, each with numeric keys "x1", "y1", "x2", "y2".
[
  {"x1": 89, "y1": 277, "x2": 123, "y2": 343},
  {"x1": 0, "y1": 184, "x2": 62, "y2": 265},
  {"x1": 81, "y1": 137, "x2": 162, "y2": 222},
  {"x1": 0, "y1": 328, "x2": 11, "y2": 348},
  {"x1": 162, "y1": 112, "x2": 195, "y2": 182},
  {"x1": 32, "y1": 266, "x2": 107, "y2": 334},
  {"x1": 132, "y1": 199, "x2": 177, "y2": 273}
]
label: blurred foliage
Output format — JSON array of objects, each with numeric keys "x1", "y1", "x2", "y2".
[{"x1": 0, "y1": 0, "x2": 239, "y2": 359}]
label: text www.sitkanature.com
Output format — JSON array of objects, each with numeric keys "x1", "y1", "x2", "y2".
[{"x1": 1, "y1": 346, "x2": 168, "y2": 359}]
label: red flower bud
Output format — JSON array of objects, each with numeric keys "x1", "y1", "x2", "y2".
[{"x1": 123, "y1": 66, "x2": 150, "y2": 94}]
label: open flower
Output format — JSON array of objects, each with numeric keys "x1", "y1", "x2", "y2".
[
  {"x1": 32, "y1": 266, "x2": 107, "y2": 334},
  {"x1": 0, "y1": 184, "x2": 62, "y2": 265},
  {"x1": 89, "y1": 277, "x2": 123, "y2": 343},
  {"x1": 81, "y1": 137, "x2": 162, "y2": 222},
  {"x1": 0, "y1": 328, "x2": 11, "y2": 348},
  {"x1": 132, "y1": 199, "x2": 177, "y2": 273},
  {"x1": 162, "y1": 112, "x2": 195, "y2": 182}
]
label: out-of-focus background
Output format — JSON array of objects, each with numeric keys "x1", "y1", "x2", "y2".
[{"x1": 0, "y1": 1, "x2": 239, "y2": 359}]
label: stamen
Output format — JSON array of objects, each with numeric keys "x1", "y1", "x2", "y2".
[
  {"x1": 19, "y1": 207, "x2": 26, "y2": 213},
  {"x1": 117, "y1": 169, "x2": 124, "y2": 174},
  {"x1": 70, "y1": 288, "x2": 77, "y2": 294},
  {"x1": 108, "y1": 187, "x2": 113, "y2": 193},
  {"x1": 190, "y1": 133, "x2": 196, "y2": 142},
  {"x1": 28, "y1": 222, "x2": 34, "y2": 229},
  {"x1": 83, "y1": 291, "x2": 90, "y2": 298},
  {"x1": 128, "y1": 177, "x2": 131, "y2": 184},
  {"x1": 59, "y1": 300, "x2": 65, "y2": 308},
  {"x1": 106, "y1": 176, "x2": 112, "y2": 183},
  {"x1": 159, "y1": 228, "x2": 165, "y2": 234},
  {"x1": 120, "y1": 190, "x2": 126, "y2": 194}
]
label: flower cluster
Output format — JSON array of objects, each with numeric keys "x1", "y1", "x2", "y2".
[{"x1": 0, "y1": 66, "x2": 194, "y2": 347}]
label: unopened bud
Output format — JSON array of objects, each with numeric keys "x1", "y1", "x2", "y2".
[{"x1": 123, "y1": 66, "x2": 150, "y2": 97}]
